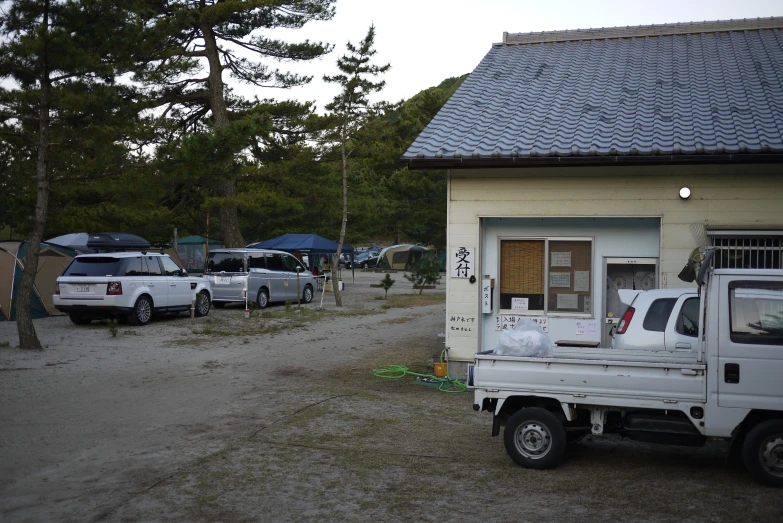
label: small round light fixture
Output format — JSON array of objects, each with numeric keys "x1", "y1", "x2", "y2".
[{"x1": 679, "y1": 187, "x2": 691, "y2": 199}]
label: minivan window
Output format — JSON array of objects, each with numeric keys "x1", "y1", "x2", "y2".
[
  {"x1": 160, "y1": 256, "x2": 183, "y2": 276},
  {"x1": 282, "y1": 254, "x2": 300, "y2": 272},
  {"x1": 247, "y1": 253, "x2": 266, "y2": 270},
  {"x1": 123, "y1": 257, "x2": 144, "y2": 276},
  {"x1": 642, "y1": 298, "x2": 677, "y2": 332},
  {"x1": 144, "y1": 256, "x2": 163, "y2": 276},
  {"x1": 266, "y1": 254, "x2": 284, "y2": 271},
  {"x1": 63, "y1": 257, "x2": 123, "y2": 277},
  {"x1": 206, "y1": 252, "x2": 244, "y2": 273}
]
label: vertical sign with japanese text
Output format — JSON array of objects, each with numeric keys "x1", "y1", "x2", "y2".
[
  {"x1": 482, "y1": 278, "x2": 492, "y2": 313},
  {"x1": 451, "y1": 247, "x2": 475, "y2": 279}
]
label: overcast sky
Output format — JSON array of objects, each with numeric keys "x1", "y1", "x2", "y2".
[{"x1": 254, "y1": 0, "x2": 780, "y2": 112}]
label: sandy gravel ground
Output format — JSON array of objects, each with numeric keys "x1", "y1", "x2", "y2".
[{"x1": 1, "y1": 270, "x2": 782, "y2": 522}]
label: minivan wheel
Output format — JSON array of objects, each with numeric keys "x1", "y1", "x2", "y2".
[
  {"x1": 303, "y1": 285, "x2": 314, "y2": 304},
  {"x1": 256, "y1": 288, "x2": 269, "y2": 309},
  {"x1": 69, "y1": 313, "x2": 92, "y2": 325},
  {"x1": 194, "y1": 290, "x2": 211, "y2": 317},
  {"x1": 129, "y1": 295, "x2": 152, "y2": 326}
]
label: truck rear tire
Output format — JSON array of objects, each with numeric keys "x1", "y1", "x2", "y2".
[
  {"x1": 742, "y1": 419, "x2": 783, "y2": 487},
  {"x1": 503, "y1": 407, "x2": 566, "y2": 470}
]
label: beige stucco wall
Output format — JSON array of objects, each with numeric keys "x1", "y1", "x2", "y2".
[{"x1": 446, "y1": 163, "x2": 783, "y2": 361}]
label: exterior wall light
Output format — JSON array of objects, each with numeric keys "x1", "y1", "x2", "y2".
[{"x1": 679, "y1": 187, "x2": 691, "y2": 199}]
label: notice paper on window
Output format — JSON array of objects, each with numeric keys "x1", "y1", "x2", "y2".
[
  {"x1": 511, "y1": 297, "x2": 529, "y2": 311},
  {"x1": 551, "y1": 251, "x2": 571, "y2": 267},
  {"x1": 550, "y1": 272, "x2": 571, "y2": 288},
  {"x1": 574, "y1": 271, "x2": 590, "y2": 292},
  {"x1": 557, "y1": 293, "x2": 579, "y2": 309},
  {"x1": 575, "y1": 320, "x2": 599, "y2": 335}
]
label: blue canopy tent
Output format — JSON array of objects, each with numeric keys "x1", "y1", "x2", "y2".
[{"x1": 247, "y1": 234, "x2": 354, "y2": 279}]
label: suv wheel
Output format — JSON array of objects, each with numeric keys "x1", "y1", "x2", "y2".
[
  {"x1": 129, "y1": 295, "x2": 153, "y2": 326},
  {"x1": 194, "y1": 290, "x2": 211, "y2": 317}
]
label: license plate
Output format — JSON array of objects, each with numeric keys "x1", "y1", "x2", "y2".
[
  {"x1": 216, "y1": 276, "x2": 232, "y2": 285},
  {"x1": 76, "y1": 284, "x2": 90, "y2": 292}
]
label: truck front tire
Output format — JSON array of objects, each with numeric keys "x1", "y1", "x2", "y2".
[
  {"x1": 503, "y1": 407, "x2": 566, "y2": 470},
  {"x1": 743, "y1": 419, "x2": 783, "y2": 487}
]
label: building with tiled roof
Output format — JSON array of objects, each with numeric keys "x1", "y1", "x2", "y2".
[{"x1": 401, "y1": 18, "x2": 783, "y2": 370}]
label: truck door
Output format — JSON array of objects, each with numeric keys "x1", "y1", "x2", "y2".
[
  {"x1": 664, "y1": 295, "x2": 700, "y2": 352},
  {"x1": 718, "y1": 277, "x2": 783, "y2": 409}
]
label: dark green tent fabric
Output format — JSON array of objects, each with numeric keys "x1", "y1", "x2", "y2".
[{"x1": 10, "y1": 260, "x2": 48, "y2": 320}]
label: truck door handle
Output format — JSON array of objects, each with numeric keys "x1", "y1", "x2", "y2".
[
  {"x1": 725, "y1": 363, "x2": 740, "y2": 384},
  {"x1": 675, "y1": 342, "x2": 691, "y2": 350},
  {"x1": 170, "y1": 283, "x2": 177, "y2": 287}
]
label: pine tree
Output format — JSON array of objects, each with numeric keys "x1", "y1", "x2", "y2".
[
  {"x1": 323, "y1": 25, "x2": 390, "y2": 306},
  {"x1": 0, "y1": 0, "x2": 165, "y2": 348},
  {"x1": 141, "y1": 0, "x2": 336, "y2": 247}
]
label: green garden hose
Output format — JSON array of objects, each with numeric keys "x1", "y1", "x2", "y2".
[{"x1": 372, "y1": 348, "x2": 467, "y2": 393}]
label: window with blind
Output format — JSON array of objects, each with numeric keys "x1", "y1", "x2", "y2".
[{"x1": 500, "y1": 238, "x2": 593, "y2": 315}]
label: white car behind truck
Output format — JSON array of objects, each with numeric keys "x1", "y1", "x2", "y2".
[{"x1": 472, "y1": 261, "x2": 783, "y2": 486}]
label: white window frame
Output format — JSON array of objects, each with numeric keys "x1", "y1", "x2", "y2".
[{"x1": 497, "y1": 235, "x2": 594, "y2": 318}]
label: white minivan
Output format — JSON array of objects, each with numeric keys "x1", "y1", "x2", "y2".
[{"x1": 203, "y1": 248, "x2": 316, "y2": 309}]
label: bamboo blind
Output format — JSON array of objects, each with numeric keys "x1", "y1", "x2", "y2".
[{"x1": 500, "y1": 240, "x2": 545, "y2": 294}]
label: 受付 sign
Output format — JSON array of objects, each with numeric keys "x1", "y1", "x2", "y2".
[{"x1": 451, "y1": 247, "x2": 475, "y2": 279}]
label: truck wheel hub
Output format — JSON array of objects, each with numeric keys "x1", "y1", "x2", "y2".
[
  {"x1": 517, "y1": 423, "x2": 551, "y2": 458},
  {"x1": 761, "y1": 436, "x2": 783, "y2": 477}
]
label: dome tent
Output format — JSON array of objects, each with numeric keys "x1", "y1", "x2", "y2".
[
  {"x1": 0, "y1": 241, "x2": 77, "y2": 321},
  {"x1": 377, "y1": 244, "x2": 428, "y2": 270}
]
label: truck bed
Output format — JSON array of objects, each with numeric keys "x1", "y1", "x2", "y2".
[{"x1": 473, "y1": 347, "x2": 706, "y2": 404}]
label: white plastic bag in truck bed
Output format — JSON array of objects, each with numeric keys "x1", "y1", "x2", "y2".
[{"x1": 494, "y1": 318, "x2": 553, "y2": 357}]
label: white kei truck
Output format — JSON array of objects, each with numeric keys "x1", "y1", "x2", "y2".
[{"x1": 471, "y1": 256, "x2": 783, "y2": 486}]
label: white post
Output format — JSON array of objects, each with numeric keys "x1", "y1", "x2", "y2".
[{"x1": 243, "y1": 275, "x2": 250, "y2": 318}]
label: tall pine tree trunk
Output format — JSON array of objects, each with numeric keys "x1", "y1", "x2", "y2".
[
  {"x1": 201, "y1": 22, "x2": 244, "y2": 248},
  {"x1": 17, "y1": 0, "x2": 51, "y2": 350}
]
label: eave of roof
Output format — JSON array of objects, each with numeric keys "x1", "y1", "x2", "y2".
[{"x1": 402, "y1": 153, "x2": 783, "y2": 170}]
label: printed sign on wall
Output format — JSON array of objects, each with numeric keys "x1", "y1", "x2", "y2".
[
  {"x1": 451, "y1": 247, "x2": 475, "y2": 278},
  {"x1": 496, "y1": 315, "x2": 549, "y2": 332}
]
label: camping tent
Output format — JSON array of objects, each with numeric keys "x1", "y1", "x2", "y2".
[
  {"x1": 377, "y1": 244, "x2": 428, "y2": 270},
  {"x1": 0, "y1": 241, "x2": 76, "y2": 321},
  {"x1": 176, "y1": 235, "x2": 222, "y2": 273},
  {"x1": 247, "y1": 233, "x2": 354, "y2": 275},
  {"x1": 247, "y1": 234, "x2": 353, "y2": 255},
  {"x1": 45, "y1": 232, "x2": 90, "y2": 254}
]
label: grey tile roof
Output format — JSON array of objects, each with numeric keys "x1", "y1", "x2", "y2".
[{"x1": 402, "y1": 19, "x2": 783, "y2": 167}]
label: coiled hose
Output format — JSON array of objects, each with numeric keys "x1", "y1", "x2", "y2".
[{"x1": 372, "y1": 348, "x2": 467, "y2": 393}]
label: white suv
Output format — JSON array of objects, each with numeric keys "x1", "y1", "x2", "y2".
[
  {"x1": 53, "y1": 252, "x2": 212, "y2": 326},
  {"x1": 611, "y1": 288, "x2": 699, "y2": 351}
]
